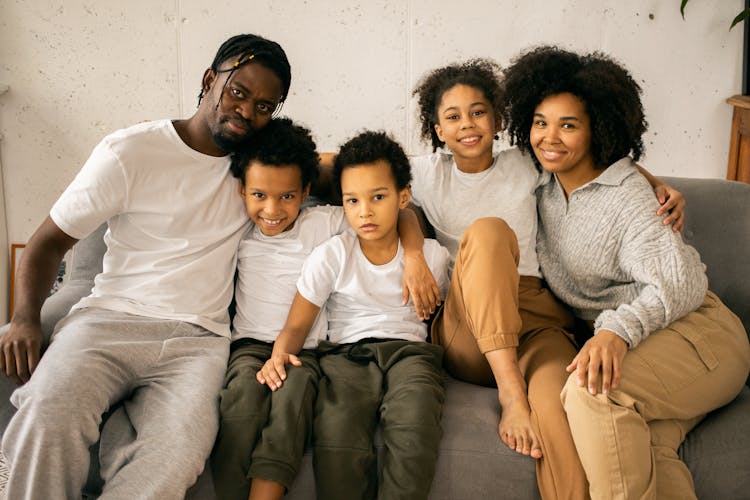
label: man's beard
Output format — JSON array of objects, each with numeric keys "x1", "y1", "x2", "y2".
[{"x1": 212, "y1": 129, "x2": 253, "y2": 154}]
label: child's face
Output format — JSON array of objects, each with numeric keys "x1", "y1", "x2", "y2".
[
  {"x1": 530, "y1": 92, "x2": 595, "y2": 175},
  {"x1": 340, "y1": 160, "x2": 410, "y2": 246},
  {"x1": 434, "y1": 84, "x2": 498, "y2": 167},
  {"x1": 240, "y1": 161, "x2": 309, "y2": 236}
]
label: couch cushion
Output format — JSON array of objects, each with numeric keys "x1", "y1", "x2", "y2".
[{"x1": 662, "y1": 177, "x2": 750, "y2": 335}]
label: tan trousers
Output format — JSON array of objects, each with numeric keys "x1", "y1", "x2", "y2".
[
  {"x1": 561, "y1": 292, "x2": 750, "y2": 500},
  {"x1": 431, "y1": 217, "x2": 589, "y2": 500}
]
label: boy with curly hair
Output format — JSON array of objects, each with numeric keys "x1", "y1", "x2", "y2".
[
  {"x1": 212, "y1": 121, "x2": 437, "y2": 500},
  {"x1": 258, "y1": 131, "x2": 450, "y2": 500}
]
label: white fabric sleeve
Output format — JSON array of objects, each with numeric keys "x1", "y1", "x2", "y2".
[
  {"x1": 50, "y1": 138, "x2": 127, "y2": 239},
  {"x1": 296, "y1": 238, "x2": 342, "y2": 307},
  {"x1": 408, "y1": 155, "x2": 430, "y2": 208}
]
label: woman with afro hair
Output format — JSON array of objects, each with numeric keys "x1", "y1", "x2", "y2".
[
  {"x1": 408, "y1": 56, "x2": 687, "y2": 499},
  {"x1": 502, "y1": 45, "x2": 750, "y2": 500}
]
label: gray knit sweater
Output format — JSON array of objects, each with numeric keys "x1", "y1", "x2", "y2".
[{"x1": 536, "y1": 158, "x2": 707, "y2": 348}]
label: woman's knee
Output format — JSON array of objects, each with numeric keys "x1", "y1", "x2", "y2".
[{"x1": 560, "y1": 371, "x2": 592, "y2": 414}]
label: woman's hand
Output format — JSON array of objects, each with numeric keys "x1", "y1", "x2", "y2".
[
  {"x1": 566, "y1": 329, "x2": 628, "y2": 395},
  {"x1": 654, "y1": 184, "x2": 686, "y2": 232},
  {"x1": 256, "y1": 353, "x2": 302, "y2": 391},
  {"x1": 403, "y1": 252, "x2": 442, "y2": 320}
]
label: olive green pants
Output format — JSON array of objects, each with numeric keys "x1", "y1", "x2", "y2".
[
  {"x1": 313, "y1": 339, "x2": 445, "y2": 500},
  {"x1": 210, "y1": 339, "x2": 321, "y2": 500}
]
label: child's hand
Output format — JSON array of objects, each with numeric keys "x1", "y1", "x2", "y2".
[
  {"x1": 256, "y1": 353, "x2": 302, "y2": 391},
  {"x1": 402, "y1": 252, "x2": 442, "y2": 320},
  {"x1": 654, "y1": 184, "x2": 685, "y2": 232}
]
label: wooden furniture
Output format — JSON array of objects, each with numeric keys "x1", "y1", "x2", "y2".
[{"x1": 727, "y1": 94, "x2": 750, "y2": 183}]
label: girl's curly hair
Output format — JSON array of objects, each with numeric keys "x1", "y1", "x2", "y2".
[
  {"x1": 412, "y1": 58, "x2": 504, "y2": 151},
  {"x1": 501, "y1": 45, "x2": 647, "y2": 167}
]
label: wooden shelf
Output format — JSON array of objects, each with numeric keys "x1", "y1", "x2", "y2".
[{"x1": 727, "y1": 94, "x2": 750, "y2": 184}]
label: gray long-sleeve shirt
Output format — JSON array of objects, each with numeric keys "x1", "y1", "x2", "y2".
[{"x1": 536, "y1": 158, "x2": 707, "y2": 348}]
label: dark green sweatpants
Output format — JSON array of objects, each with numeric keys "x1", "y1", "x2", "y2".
[
  {"x1": 210, "y1": 339, "x2": 321, "y2": 500},
  {"x1": 313, "y1": 339, "x2": 445, "y2": 500}
]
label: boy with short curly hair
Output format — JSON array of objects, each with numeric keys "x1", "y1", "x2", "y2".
[
  {"x1": 258, "y1": 131, "x2": 450, "y2": 500},
  {"x1": 212, "y1": 122, "x2": 438, "y2": 500}
]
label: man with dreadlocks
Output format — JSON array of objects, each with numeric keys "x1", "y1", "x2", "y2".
[{"x1": 0, "y1": 34, "x2": 291, "y2": 499}]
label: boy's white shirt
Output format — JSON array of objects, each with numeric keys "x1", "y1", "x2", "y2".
[
  {"x1": 232, "y1": 205, "x2": 348, "y2": 348},
  {"x1": 297, "y1": 230, "x2": 450, "y2": 344},
  {"x1": 409, "y1": 148, "x2": 544, "y2": 278}
]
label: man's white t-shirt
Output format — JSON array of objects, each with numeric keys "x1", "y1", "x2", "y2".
[
  {"x1": 409, "y1": 148, "x2": 544, "y2": 278},
  {"x1": 50, "y1": 119, "x2": 249, "y2": 337},
  {"x1": 296, "y1": 230, "x2": 450, "y2": 345},
  {"x1": 232, "y1": 205, "x2": 348, "y2": 349}
]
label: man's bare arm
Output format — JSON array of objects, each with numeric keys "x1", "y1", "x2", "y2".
[{"x1": 1, "y1": 216, "x2": 78, "y2": 383}]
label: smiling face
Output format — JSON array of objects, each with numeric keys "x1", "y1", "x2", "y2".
[
  {"x1": 340, "y1": 160, "x2": 410, "y2": 249},
  {"x1": 530, "y1": 92, "x2": 596, "y2": 177},
  {"x1": 240, "y1": 161, "x2": 309, "y2": 236},
  {"x1": 433, "y1": 84, "x2": 498, "y2": 172},
  {"x1": 202, "y1": 61, "x2": 284, "y2": 154}
]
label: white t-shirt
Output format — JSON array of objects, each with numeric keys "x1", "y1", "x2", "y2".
[
  {"x1": 409, "y1": 148, "x2": 544, "y2": 278},
  {"x1": 232, "y1": 205, "x2": 348, "y2": 348},
  {"x1": 50, "y1": 119, "x2": 249, "y2": 337},
  {"x1": 297, "y1": 230, "x2": 450, "y2": 344}
]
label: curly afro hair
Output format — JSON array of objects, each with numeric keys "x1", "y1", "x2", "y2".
[
  {"x1": 333, "y1": 131, "x2": 412, "y2": 196},
  {"x1": 412, "y1": 58, "x2": 504, "y2": 151},
  {"x1": 230, "y1": 117, "x2": 319, "y2": 188},
  {"x1": 501, "y1": 45, "x2": 647, "y2": 168}
]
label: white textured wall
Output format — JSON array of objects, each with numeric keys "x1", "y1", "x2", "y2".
[{"x1": 0, "y1": 0, "x2": 745, "y2": 246}]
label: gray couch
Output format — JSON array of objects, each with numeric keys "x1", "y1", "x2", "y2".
[{"x1": 1, "y1": 176, "x2": 749, "y2": 499}]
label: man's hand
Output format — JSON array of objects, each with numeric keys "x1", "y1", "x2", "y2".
[
  {"x1": 403, "y1": 252, "x2": 441, "y2": 320},
  {"x1": 566, "y1": 329, "x2": 628, "y2": 395},
  {"x1": 256, "y1": 353, "x2": 302, "y2": 391},
  {"x1": 0, "y1": 321, "x2": 43, "y2": 384}
]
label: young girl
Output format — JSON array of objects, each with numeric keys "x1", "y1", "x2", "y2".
[
  {"x1": 501, "y1": 45, "x2": 750, "y2": 500},
  {"x1": 409, "y1": 59, "x2": 684, "y2": 499}
]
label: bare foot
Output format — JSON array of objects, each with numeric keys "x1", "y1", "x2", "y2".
[
  {"x1": 498, "y1": 399, "x2": 543, "y2": 459},
  {"x1": 485, "y1": 347, "x2": 543, "y2": 459}
]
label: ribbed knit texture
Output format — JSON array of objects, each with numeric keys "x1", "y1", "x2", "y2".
[{"x1": 536, "y1": 158, "x2": 707, "y2": 348}]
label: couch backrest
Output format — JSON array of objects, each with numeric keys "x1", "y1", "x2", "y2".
[
  {"x1": 662, "y1": 177, "x2": 750, "y2": 336},
  {"x1": 68, "y1": 223, "x2": 107, "y2": 281}
]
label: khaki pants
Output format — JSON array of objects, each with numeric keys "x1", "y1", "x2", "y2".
[
  {"x1": 561, "y1": 292, "x2": 750, "y2": 500},
  {"x1": 431, "y1": 217, "x2": 588, "y2": 500}
]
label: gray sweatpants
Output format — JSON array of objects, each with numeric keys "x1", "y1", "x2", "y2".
[{"x1": 2, "y1": 307, "x2": 230, "y2": 500}]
